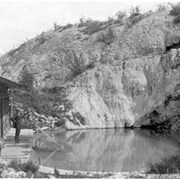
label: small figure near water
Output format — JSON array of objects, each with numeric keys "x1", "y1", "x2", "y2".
[
  {"x1": 0, "y1": 138, "x2": 4, "y2": 156},
  {"x1": 11, "y1": 108, "x2": 22, "y2": 143}
]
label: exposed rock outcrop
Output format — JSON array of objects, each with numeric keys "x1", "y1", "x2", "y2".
[
  {"x1": 65, "y1": 48, "x2": 180, "y2": 129},
  {"x1": 1, "y1": 12, "x2": 180, "y2": 129}
]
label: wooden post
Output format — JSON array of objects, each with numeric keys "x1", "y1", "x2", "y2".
[
  {"x1": 0, "y1": 98, "x2": 3, "y2": 138},
  {"x1": 39, "y1": 157, "x2": 41, "y2": 165}
]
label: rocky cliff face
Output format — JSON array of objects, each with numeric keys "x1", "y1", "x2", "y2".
[
  {"x1": 66, "y1": 49, "x2": 180, "y2": 129},
  {"x1": 1, "y1": 12, "x2": 180, "y2": 130}
]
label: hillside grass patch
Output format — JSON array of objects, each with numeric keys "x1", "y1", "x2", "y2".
[{"x1": 97, "y1": 27, "x2": 117, "y2": 45}]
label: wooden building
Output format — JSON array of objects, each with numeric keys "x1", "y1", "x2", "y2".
[{"x1": 0, "y1": 76, "x2": 18, "y2": 138}]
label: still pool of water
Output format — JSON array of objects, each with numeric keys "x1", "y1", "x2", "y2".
[{"x1": 31, "y1": 128, "x2": 180, "y2": 172}]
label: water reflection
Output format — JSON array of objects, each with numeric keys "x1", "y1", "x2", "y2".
[{"x1": 31, "y1": 129, "x2": 180, "y2": 172}]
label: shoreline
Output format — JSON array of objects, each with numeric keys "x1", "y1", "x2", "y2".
[
  {"x1": 38, "y1": 165, "x2": 180, "y2": 179},
  {"x1": 1, "y1": 128, "x2": 180, "y2": 178}
]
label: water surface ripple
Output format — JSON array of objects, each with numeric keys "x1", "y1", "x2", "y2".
[{"x1": 31, "y1": 128, "x2": 180, "y2": 172}]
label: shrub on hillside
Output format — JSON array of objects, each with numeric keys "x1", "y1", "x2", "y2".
[
  {"x1": 114, "y1": 19, "x2": 124, "y2": 25},
  {"x1": 35, "y1": 32, "x2": 47, "y2": 45},
  {"x1": 169, "y1": 3, "x2": 180, "y2": 16},
  {"x1": 19, "y1": 66, "x2": 34, "y2": 91},
  {"x1": 53, "y1": 22, "x2": 59, "y2": 31},
  {"x1": 115, "y1": 11, "x2": 127, "y2": 24},
  {"x1": 97, "y1": 27, "x2": 117, "y2": 45},
  {"x1": 173, "y1": 15, "x2": 180, "y2": 24},
  {"x1": 129, "y1": 5, "x2": 141, "y2": 15},
  {"x1": 78, "y1": 18, "x2": 89, "y2": 28},
  {"x1": 126, "y1": 13, "x2": 142, "y2": 28},
  {"x1": 82, "y1": 20, "x2": 104, "y2": 34},
  {"x1": 169, "y1": 3, "x2": 180, "y2": 25},
  {"x1": 65, "y1": 50, "x2": 95, "y2": 80},
  {"x1": 126, "y1": 6, "x2": 142, "y2": 28},
  {"x1": 62, "y1": 23, "x2": 73, "y2": 30},
  {"x1": 7, "y1": 43, "x2": 26, "y2": 57},
  {"x1": 8, "y1": 43, "x2": 26, "y2": 57},
  {"x1": 53, "y1": 22, "x2": 72, "y2": 32},
  {"x1": 107, "y1": 17, "x2": 115, "y2": 26},
  {"x1": 66, "y1": 50, "x2": 86, "y2": 77},
  {"x1": 156, "y1": 3, "x2": 169, "y2": 12}
]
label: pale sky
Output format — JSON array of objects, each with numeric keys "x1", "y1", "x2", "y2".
[{"x1": 0, "y1": 0, "x2": 177, "y2": 54}]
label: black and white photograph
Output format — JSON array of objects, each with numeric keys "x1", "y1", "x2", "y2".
[{"x1": 0, "y1": 0, "x2": 180, "y2": 178}]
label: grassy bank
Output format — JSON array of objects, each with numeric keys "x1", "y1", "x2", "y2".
[
  {"x1": 0, "y1": 159, "x2": 113, "y2": 178},
  {"x1": 147, "y1": 155, "x2": 180, "y2": 174},
  {"x1": 0, "y1": 159, "x2": 49, "y2": 178},
  {"x1": 1, "y1": 157, "x2": 180, "y2": 178}
]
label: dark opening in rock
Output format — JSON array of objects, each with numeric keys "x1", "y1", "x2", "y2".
[
  {"x1": 164, "y1": 94, "x2": 172, "y2": 106},
  {"x1": 151, "y1": 110, "x2": 159, "y2": 117},
  {"x1": 131, "y1": 87, "x2": 135, "y2": 98},
  {"x1": 122, "y1": 61, "x2": 126, "y2": 70},
  {"x1": 166, "y1": 41, "x2": 180, "y2": 52},
  {"x1": 125, "y1": 123, "x2": 133, "y2": 129},
  {"x1": 148, "y1": 85, "x2": 153, "y2": 96}
]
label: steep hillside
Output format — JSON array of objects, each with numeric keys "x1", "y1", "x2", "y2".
[{"x1": 1, "y1": 10, "x2": 180, "y2": 130}]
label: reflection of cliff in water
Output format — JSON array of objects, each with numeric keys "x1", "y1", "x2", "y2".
[{"x1": 31, "y1": 129, "x2": 180, "y2": 172}]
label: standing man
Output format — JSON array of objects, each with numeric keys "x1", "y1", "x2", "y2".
[
  {"x1": 0, "y1": 137, "x2": 4, "y2": 156},
  {"x1": 11, "y1": 108, "x2": 22, "y2": 143}
]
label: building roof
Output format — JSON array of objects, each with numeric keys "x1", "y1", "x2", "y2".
[{"x1": 0, "y1": 76, "x2": 19, "y2": 88}]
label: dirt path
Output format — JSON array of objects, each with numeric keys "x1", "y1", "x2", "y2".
[{"x1": 1, "y1": 128, "x2": 34, "y2": 162}]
